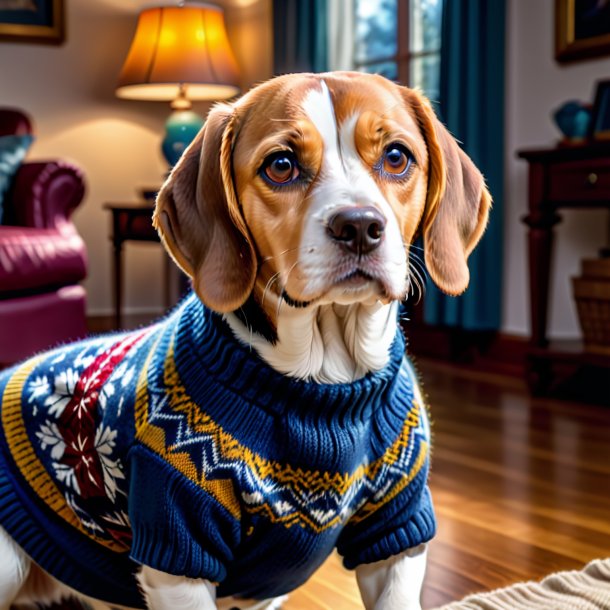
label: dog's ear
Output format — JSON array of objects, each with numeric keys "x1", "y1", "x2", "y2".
[
  {"x1": 403, "y1": 89, "x2": 491, "y2": 296},
  {"x1": 154, "y1": 103, "x2": 256, "y2": 312}
]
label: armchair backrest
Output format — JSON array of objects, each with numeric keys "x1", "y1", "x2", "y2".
[{"x1": 0, "y1": 108, "x2": 32, "y2": 137}]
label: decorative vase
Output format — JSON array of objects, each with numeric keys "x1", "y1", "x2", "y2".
[
  {"x1": 552, "y1": 101, "x2": 592, "y2": 143},
  {"x1": 162, "y1": 109, "x2": 205, "y2": 167}
]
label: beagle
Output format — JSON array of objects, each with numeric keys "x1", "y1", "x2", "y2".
[{"x1": 0, "y1": 72, "x2": 490, "y2": 610}]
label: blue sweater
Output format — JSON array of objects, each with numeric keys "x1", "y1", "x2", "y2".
[{"x1": 0, "y1": 293, "x2": 435, "y2": 607}]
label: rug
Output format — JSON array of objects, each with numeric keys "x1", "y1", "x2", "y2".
[{"x1": 434, "y1": 559, "x2": 610, "y2": 610}]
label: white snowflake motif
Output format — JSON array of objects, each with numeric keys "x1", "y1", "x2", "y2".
[
  {"x1": 73, "y1": 350, "x2": 95, "y2": 370},
  {"x1": 35, "y1": 420, "x2": 66, "y2": 461},
  {"x1": 95, "y1": 424, "x2": 125, "y2": 502},
  {"x1": 54, "y1": 462, "x2": 81, "y2": 494},
  {"x1": 98, "y1": 382, "x2": 115, "y2": 411},
  {"x1": 120, "y1": 365, "x2": 136, "y2": 389},
  {"x1": 28, "y1": 376, "x2": 50, "y2": 404},
  {"x1": 44, "y1": 368, "x2": 80, "y2": 418},
  {"x1": 50, "y1": 351, "x2": 66, "y2": 365}
]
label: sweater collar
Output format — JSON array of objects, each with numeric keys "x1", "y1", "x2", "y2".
[{"x1": 172, "y1": 293, "x2": 410, "y2": 421}]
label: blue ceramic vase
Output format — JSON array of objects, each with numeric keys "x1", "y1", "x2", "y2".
[
  {"x1": 553, "y1": 101, "x2": 592, "y2": 142},
  {"x1": 162, "y1": 109, "x2": 205, "y2": 167}
]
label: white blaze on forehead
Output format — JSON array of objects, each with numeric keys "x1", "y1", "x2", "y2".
[
  {"x1": 300, "y1": 80, "x2": 362, "y2": 198},
  {"x1": 301, "y1": 80, "x2": 340, "y2": 156}
]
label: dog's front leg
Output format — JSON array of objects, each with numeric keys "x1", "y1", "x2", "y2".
[
  {"x1": 138, "y1": 566, "x2": 217, "y2": 610},
  {"x1": 355, "y1": 544, "x2": 427, "y2": 610}
]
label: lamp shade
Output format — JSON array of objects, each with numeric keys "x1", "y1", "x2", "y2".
[{"x1": 116, "y1": 4, "x2": 240, "y2": 102}]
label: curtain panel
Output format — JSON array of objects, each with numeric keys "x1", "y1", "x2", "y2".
[
  {"x1": 273, "y1": 0, "x2": 328, "y2": 74},
  {"x1": 424, "y1": 0, "x2": 506, "y2": 331}
]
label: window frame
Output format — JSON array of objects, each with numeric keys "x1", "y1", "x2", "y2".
[{"x1": 353, "y1": 0, "x2": 442, "y2": 90}]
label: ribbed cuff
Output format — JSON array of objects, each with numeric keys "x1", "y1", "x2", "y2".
[
  {"x1": 130, "y1": 523, "x2": 227, "y2": 583},
  {"x1": 342, "y1": 507, "x2": 437, "y2": 569}
]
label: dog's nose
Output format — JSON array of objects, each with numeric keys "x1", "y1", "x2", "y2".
[{"x1": 327, "y1": 206, "x2": 386, "y2": 255}]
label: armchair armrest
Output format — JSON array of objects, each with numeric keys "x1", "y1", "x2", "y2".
[{"x1": 9, "y1": 161, "x2": 86, "y2": 232}]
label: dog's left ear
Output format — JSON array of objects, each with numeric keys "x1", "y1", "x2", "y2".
[
  {"x1": 403, "y1": 88, "x2": 492, "y2": 296},
  {"x1": 154, "y1": 103, "x2": 257, "y2": 313}
]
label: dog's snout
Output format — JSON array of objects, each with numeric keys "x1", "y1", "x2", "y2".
[{"x1": 327, "y1": 206, "x2": 386, "y2": 255}]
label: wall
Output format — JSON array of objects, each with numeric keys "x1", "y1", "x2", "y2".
[
  {"x1": 505, "y1": 0, "x2": 610, "y2": 338},
  {"x1": 3, "y1": 0, "x2": 607, "y2": 338},
  {"x1": 0, "y1": 0, "x2": 272, "y2": 317}
]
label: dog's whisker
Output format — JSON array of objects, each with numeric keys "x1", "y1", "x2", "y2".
[
  {"x1": 262, "y1": 271, "x2": 282, "y2": 308},
  {"x1": 274, "y1": 259, "x2": 301, "y2": 318},
  {"x1": 407, "y1": 260, "x2": 426, "y2": 305},
  {"x1": 408, "y1": 252, "x2": 428, "y2": 280},
  {"x1": 261, "y1": 245, "x2": 318, "y2": 264}
]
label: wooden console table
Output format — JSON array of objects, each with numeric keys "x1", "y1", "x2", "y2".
[
  {"x1": 518, "y1": 143, "x2": 610, "y2": 394},
  {"x1": 104, "y1": 203, "x2": 174, "y2": 329}
]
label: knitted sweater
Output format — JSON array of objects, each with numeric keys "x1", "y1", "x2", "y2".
[{"x1": 0, "y1": 293, "x2": 435, "y2": 608}]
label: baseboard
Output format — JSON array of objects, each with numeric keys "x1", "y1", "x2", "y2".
[{"x1": 404, "y1": 321, "x2": 528, "y2": 378}]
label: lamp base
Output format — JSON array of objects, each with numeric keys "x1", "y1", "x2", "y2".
[{"x1": 162, "y1": 108, "x2": 204, "y2": 167}]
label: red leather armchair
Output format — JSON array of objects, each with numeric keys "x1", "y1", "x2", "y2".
[{"x1": 0, "y1": 108, "x2": 88, "y2": 366}]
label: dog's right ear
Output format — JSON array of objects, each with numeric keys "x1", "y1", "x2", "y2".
[
  {"x1": 154, "y1": 104, "x2": 256, "y2": 313},
  {"x1": 403, "y1": 88, "x2": 491, "y2": 296}
]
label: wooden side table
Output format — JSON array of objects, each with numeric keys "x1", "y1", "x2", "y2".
[
  {"x1": 517, "y1": 143, "x2": 610, "y2": 394},
  {"x1": 104, "y1": 203, "x2": 174, "y2": 329}
]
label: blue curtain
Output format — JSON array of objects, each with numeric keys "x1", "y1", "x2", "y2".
[
  {"x1": 273, "y1": 0, "x2": 328, "y2": 74},
  {"x1": 423, "y1": 0, "x2": 505, "y2": 330}
]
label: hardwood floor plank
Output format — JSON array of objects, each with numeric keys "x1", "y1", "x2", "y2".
[
  {"x1": 428, "y1": 516, "x2": 582, "y2": 579},
  {"x1": 432, "y1": 490, "x2": 609, "y2": 563},
  {"x1": 432, "y1": 446, "x2": 610, "y2": 506}
]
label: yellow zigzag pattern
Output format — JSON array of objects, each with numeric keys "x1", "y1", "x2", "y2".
[{"x1": 135, "y1": 336, "x2": 429, "y2": 532}]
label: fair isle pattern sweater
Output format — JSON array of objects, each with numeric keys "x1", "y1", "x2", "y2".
[{"x1": 0, "y1": 293, "x2": 435, "y2": 608}]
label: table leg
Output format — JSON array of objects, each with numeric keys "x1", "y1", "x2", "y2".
[
  {"x1": 113, "y1": 240, "x2": 123, "y2": 330},
  {"x1": 522, "y1": 209, "x2": 561, "y2": 348},
  {"x1": 521, "y1": 163, "x2": 562, "y2": 349}
]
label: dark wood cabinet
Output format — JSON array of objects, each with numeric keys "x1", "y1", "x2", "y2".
[{"x1": 518, "y1": 143, "x2": 610, "y2": 394}]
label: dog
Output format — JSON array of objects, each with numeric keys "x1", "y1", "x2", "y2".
[{"x1": 0, "y1": 72, "x2": 490, "y2": 610}]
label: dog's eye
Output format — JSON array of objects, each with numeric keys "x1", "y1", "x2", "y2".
[
  {"x1": 382, "y1": 144, "x2": 413, "y2": 177},
  {"x1": 262, "y1": 152, "x2": 300, "y2": 185}
]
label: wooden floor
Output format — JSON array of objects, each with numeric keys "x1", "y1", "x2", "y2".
[{"x1": 283, "y1": 360, "x2": 610, "y2": 610}]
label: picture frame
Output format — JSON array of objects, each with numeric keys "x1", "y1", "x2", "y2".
[
  {"x1": 590, "y1": 80, "x2": 610, "y2": 140},
  {"x1": 556, "y1": 0, "x2": 610, "y2": 62},
  {"x1": 0, "y1": 0, "x2": 64, "y2": 45}
]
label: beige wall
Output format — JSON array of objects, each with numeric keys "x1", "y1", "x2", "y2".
[
  {"x1": 505, "y1": 0, "x2": 610, "y2": 338},
  {"x1": 0, "y1": 0, "x2": 272, "y2": 316},
  {"x1": 3, "y1": 0, "x2": 608, "y2": 339}
]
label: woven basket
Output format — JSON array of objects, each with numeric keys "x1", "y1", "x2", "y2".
[{"x1": 572, "y1": 258, "x2": 610, "y2": 354}]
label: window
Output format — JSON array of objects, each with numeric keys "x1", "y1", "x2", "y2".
[{"x1": 353, "y1": 0, "x2": 443, "y2": 100}]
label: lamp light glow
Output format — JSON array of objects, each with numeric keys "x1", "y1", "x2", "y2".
[{"x1": 116, "y1": 3, "x2": 240, "y2": 166}]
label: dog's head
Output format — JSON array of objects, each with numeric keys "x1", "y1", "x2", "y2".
[{"x1": 154, "y1": 72, "x2": 490, "y2": 316}]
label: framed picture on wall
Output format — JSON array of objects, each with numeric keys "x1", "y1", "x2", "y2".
[
  {"x1": 556, "y1": 0, "x2": 610, "y2": 62},
  {"x1": 0, "y1": 0, "x2": 64, "y2": 45},
  {"x1": 591, "y1": 79, "x2": 610, "y2": 140}
]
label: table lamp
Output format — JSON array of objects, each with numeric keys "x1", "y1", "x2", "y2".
[{"x1": 116, "y1": 3, "x2": 240, "y2": 167}]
